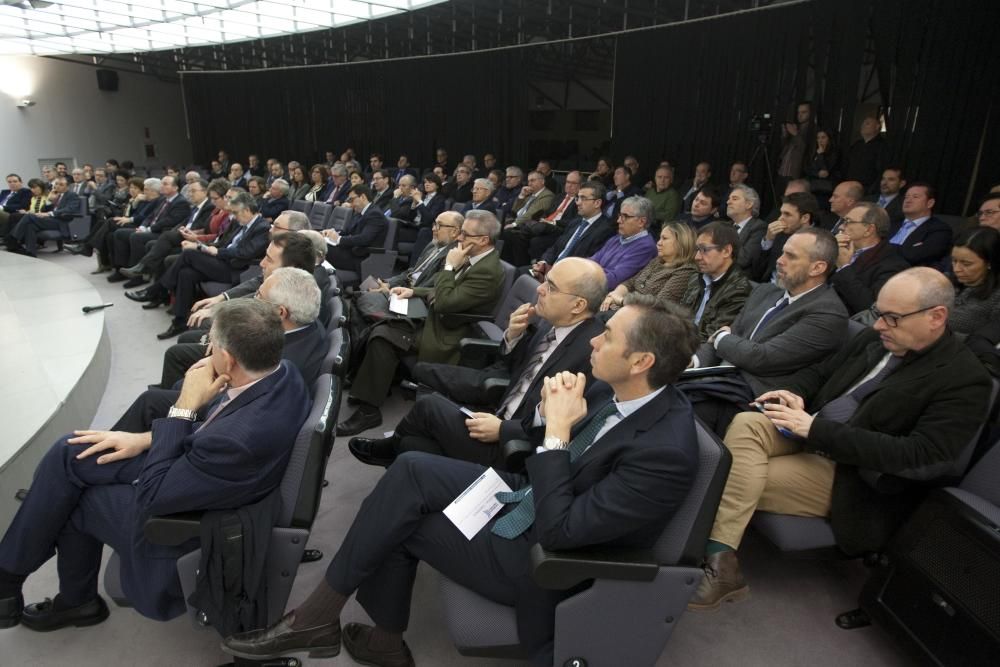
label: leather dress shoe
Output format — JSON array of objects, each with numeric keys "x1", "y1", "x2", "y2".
[
  {"x1": 90, "y1": 264, "x2": 111, "y2": 274},
  {"x1": 0, "y1": 593, "x2": 24, "y2": 629},
  {"x1": 342, "y1": 623, "x2": 415, "y2": 667},
  {"x1": 222, "y1": 611, "x2": 340, "y2": 660},
  {"x1": 337, "y1": 405, "x2": 383, "y2": 436},
  {"x1": 20, "y1": 595, "x2": 109, "y2": 632},
  {"x1": 122, "y1": 276, "x2": 148, "y2": 289},
  {"x1": 106, "y1": 270, "x2": 127, "y2": 283},
  {"x1": 121, "y1": 262, "x2": 146, "y2": 278},
  {"x1": 157, "y1": 322, "x2": 189, "y2": 340},
  {"x1": 687, "y1": 551, "x2": 749, "y2": 611},
  {"x1": 65, "y1": 243, "x2": 93, "y2": 257},
  {"x1": 348, "y1": 435, "x2": 399, "y2": 467},
  {"x1": 142, "y1": 298, "x2": 167, "y2": 310},
  {"x1": 125, "y1": 288, "x2": 153, "y2": 302}
]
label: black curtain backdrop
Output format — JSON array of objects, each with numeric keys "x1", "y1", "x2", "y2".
[
  {"x1": 182, "y1": 0, "x2": 1000, "y2": 212},
  {"x1": 182, "y1": 47, "x2": 530, "y2": 172}
]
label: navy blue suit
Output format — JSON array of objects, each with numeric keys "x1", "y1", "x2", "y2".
[
  {"x1": 323, "y1": 381, "x2": 697, "y2": 663},
  {"x1": 889, "y1": 215, "x2": 953, "y2": 268},
  {"x1": 0, "y1": 361, "x2": 309, "y2": 620},
  {"x1": 325, "y1": 205, "x2": 388, "y2": 273},
  {"x1": 0, "y1": 187, "x2": 31, "y2": 213},
  {"x1": 8, "y1": 190, "x2": 81, "y2": 255}
]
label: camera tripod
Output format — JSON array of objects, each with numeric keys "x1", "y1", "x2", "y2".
[{"x1": 748, "y1": 133, "x2": 779, "y2": 210}]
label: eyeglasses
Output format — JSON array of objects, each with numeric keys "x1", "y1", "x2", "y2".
[
  {"x1": 618, "y1": 212, "x2": 640, "y2": 220},
  {"x1": 868, "y1": 304, "x2": 936, "y2": 328},
  {"x1": 977, "y1": 209, "x2": 1000, "y2": 218},
  {"x1": 694, "y1": 244, "x2": 722, "y2": 254},
  {"x1": 432, "y1": 222, "x2": 459, "y2": 229},
  {"x1": 543, "y1": 279, "x2": 584, "y2": 299},
  {"x1": 575, "y1": 195, "x2": 598, "y2": 201},
  {"x1": 457, "y1": 229, "x2": 488, "y2": 238}
]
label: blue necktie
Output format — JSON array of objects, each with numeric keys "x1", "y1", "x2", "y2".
[
  {"x1": 751, "y1": 298, "x2": 789, "y2": 338},
  {"x1": 889, "y1": 220, "x2": 916, "y2": 245},
  {"x1": 558, "y1": 220, "x2": 590, "y2": 260},
  {"x1": 491, "y1": 402, "x2": 620, "y2": 539}
]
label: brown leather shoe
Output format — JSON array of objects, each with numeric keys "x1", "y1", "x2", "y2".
[
  {"x1": 687, "y1": 551, "x2": 749, "y2": 611},
  {"x1": 221, "y1": 611, "x2": 340, "y2": 660},
  {"x1": 342, "y1": 623, "x2": 415, "y2": 667}
]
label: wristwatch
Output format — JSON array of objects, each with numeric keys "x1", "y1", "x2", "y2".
[
  {"x1": 167, "y1": 406, "x2": 198, "y2": 421},
  {"x1": 542, "y1": 436, "x2": 569, "y2": 451}
]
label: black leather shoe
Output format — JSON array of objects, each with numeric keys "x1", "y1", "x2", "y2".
[
  {"x1": 221, "y1": 612, "x2": 340, "y2": 660},
  {"x1": 142, "y1": 298, "x2": 167, "y2": 310},
  {"x1": 342, "y1": 623, "x2": 415, "y2": 667},
  {"x1": 65, "y1": 243, "x2": 93, "y2": 257},
  {"x1": 121, "y1": 263, "x2": 146, "y2": 278},
  {"x1": 337, "y1": 406, "x2": 383, "y2": 436},
  {"x1": 122, "y1": 276, "x2": 147, "y2": 289},
  {"x1": 0, "y1": 593, "x2": 24, "y2": 629},
  {"x1": 348, "y1": 435, "x2": 399, "y2": 467},
  {"x1": 106, "y1": 271, "x2": 127, "y2": 283},
  {"x1": 125, "y1": 288, "x2": 152, "y2": 302},
  {"x1": 157, "y1": 322, "x2": 188, "y2": 340},
  {"x1": 20, "y1": 595, "x2": 109, "y2": 632}
]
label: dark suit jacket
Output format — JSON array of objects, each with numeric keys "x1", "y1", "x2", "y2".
[
  {"x1": 735, "y1": 217, "x2": 767, "y2": 272},
  {"x1": 414, "y1": 193, "x2": 447, "y2": 228},
  {"x1": 216, "y1": 215, "x2": 271, "y2": 270},
  {"x1": 185, "y1": 201, "x2": 216, "y2": 233},
  {"x1": 865, "y1": 193, "x2": 904, "y2": 227},
  {"x1": 889, "y1": 215, "x2": 953, "y2": 268},
  {"x1": 785, "y1": 329, "x2": 992, "y2": 554},
  {"x1": 461, "y1": 199, "x2": 498, "y2": 216},
  {"x1": 451, "y1": 181, "x2": 473, "y2": 204},
  {"x1": 510, "y1": 382, "x2": 698, "y2": 656},
  {"x1": 389, "y1": 196, "x2": 418, "y2": 223},
  {"x1": 149, "y1": 195, "x2": 192, "y2": 234},
  {"x1": 749, "y1": 231, "x2": 793, "y2": 283},
  {"x1": 339, "y1": 205, "x2": 389, "y2": 254},
  {"x1": 602, "y1": 185, "x2": 641, "y2": 221},
  {"x1": 129, "y1": 360, "x2": 309, "y2": 618},
  {"x1": 540, "y1": 215, "x2": 616, "y2": 265},
  {"x1": 44, "y1": 191, "x2": 82, "y2": 221},
  {"x1": 260, "y1": 196, "x2": 290, "y2": 221},
  {"x1": 393, "y1": 167, "x2": 418, "y2": 183},
  {"x1": 284, "y1": 321, "x2": 328, "y2": 388},
  {"x1": 388, "y1": 242, "x2": 454, "y2": 289},
  {"x1": 696, "y1": 282, "x2": 849, "y2": 396},
  {"x1": 370, "y1": 188, "x2": 393, "y2": 212},
  {"x1": 1, "y1": 187, "x2": 31, "y2": 212},
  {"x1": 830, "y1": 241, "x2": 910, "y2": 314}
]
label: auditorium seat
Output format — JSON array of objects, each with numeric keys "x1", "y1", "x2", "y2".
[
  {"x1": 458, "y1": 273, "x2": 540, "y2": 368},
  {"x1": 38, "y1": 197, "x2": 90, "y2": 251},
  {"x1": 309, "y1": 202, "x2": 333, "y2": 230},
  {"x1": 334, "y1": 218, "x2": 399, "y2": 288},
  {"x1": 103, "y1": 373, "x2": 337, "y2": 629},
  {"x1": 321, "y1": 326, "x2": 349, "y2": 379},
  {"x1": 291, "y1": 200, "x2": 313, "y2": 216},
  {"x1": 439, "y1": 420, "x2": 731, "y2": 665},
  {"x1": 327, "y1": 206, "x2": 351, "y2": 232}
]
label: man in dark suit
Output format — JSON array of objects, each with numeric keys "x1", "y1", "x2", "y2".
[
  {"x1": 157, "y1": 231, "x2": 325, "y2": 388},
  {"x1": 221, "y1": 295, "x2": 702, "y2": 667},
  {"x1": 689, "y1": 268, "x2": 992, "y2": 610},
  {"x1": 118, "y1": 176, "x2": 192, "y2": 287},
  {"x1": 5, "y1": 177, "x2": 80, "y2": 257},
  {"x1": 680, "y1": 161, "x2": 712, "y2": 213},
  {"x1": 529, "y1": 181, "x2": 615, "y2": 278},
  {"x1": 826, "y1": 180, "x2": 865, "y2": 234},
  {"x1": 831, "y1": 202, "x2": 910, "y2": 314},
  {"x1": 0, "y1": 173, "x2": 31, "y2": 233},
  {"x1": 680, "y1": 222, "x2": 754, "y2": 342},
  {"x1": 448, "y1": 164, "x2": 474, "y2": 204},
  {"x1": 228, "y1": 163, "x2": 249, "y2": 189},
  {"x1": 460, "y1": 178, "x2": 499, "y2": 216},
  {"x1": 322, "y1": 184, "x2": 388, "y2": 274},
  {"x1": 688, "y1": 228, "x2": 849, "y2": 434},
  {"x1": 502, "y1": 171, "x2": 581, "y2": 267},
  {"x1": 324, "y1": 165, "x2": 350, "y2": 206},
  {"x1": 0, "y1": 300, "x2": 310, "y2": 629},
  {"x1": 337, "y1": 210, "x2": 505, "y2": 435},
  {"x1": 387, "y1": 174, "x2": 421, "y2": 224},
  {"x1": 127, "y1": 192, "x2": 271, "y2": 339},
  {"x1": 887, "y1": 182, "x2": 953, "y2": 268},
  {"x1": 392, "y1": 155, "x2": 417, "y2": 184},
  {"x1": 348, "y1": 257, "x2": 608, "y2": 469},
  {"x1": 368, "y1": 170, "x2": 394, "y2": 212},
  {"x1": 865, "y1": 167, "x2": 906, "y2": 227},
  {"x1": 845, "y1": 115, "x2": 887, "y2": 195},
  {"x1": 750, "y1": 191, "x2": 819, "y2": 283},
  {"x1": 726, "y1": 184, "x2": 767, "y2": 271},
  {"x1": 602, "y1": 166, "x2": 642, "y2": 222}
]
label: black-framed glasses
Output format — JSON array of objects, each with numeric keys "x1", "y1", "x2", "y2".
[
  {"x1": 694, "y1": 244, "x2": 722, "y2": 254},
  {"x1": 618, "y1": 212, "x2": 640, "y2": 220},
  {"x1": 457, "y1": 229, "x2": 488, "y2": 238},
  {"x1": 868, "y1": 304, "x2": 936, "y2": 328},
  {"x1": 432, "y1": 222, "x2": 459, "y2": 229}
]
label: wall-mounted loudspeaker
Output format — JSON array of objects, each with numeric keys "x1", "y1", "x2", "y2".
[{"x1": 96, "y1": 69, "x2": 119, "y2": 92}]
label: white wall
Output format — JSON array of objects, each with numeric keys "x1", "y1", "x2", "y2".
[{"x1": 0, "y1": 55, "x2": 192, "y2": 179}]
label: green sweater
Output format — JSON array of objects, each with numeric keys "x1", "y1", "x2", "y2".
[{"x1": 644, "y1": 186, "x2": 682, "y2": 223}]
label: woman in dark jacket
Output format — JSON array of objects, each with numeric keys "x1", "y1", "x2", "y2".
[{"x1": 949, "y1": 226, "x2": 1000, "y2": 334}]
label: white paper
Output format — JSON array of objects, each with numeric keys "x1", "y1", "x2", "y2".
[
  {"x1": 389, "y1": 294, "x2": 409, "y2": 315},
  {"x1": 443, "y1": 468, "x2": 513, "y2": 540}
]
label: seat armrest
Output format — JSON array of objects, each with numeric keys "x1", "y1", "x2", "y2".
[
  {"x1": 447, "y1": 312, "x2": 495, "y2": 324},
  {"x1": 476, "y1": 321, "x2": 505, "y2": 342},
  {"x1": 502, "y1": 437, "x2": 532, "y2": 472},
  {"x1": 482, "y1": 377, "x2": 510, "y2": 406},
  {"x1": 460, "y1": 337, "x2": 502, "y2": 354},
  {"x1": 143, "y1": 512, "x2": 205, "y2": 546},
  {"x1": 530, "y1": 543, "x2": 659, "y2": 590}
]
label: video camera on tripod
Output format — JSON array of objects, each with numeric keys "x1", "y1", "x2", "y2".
[{"x1": 749, "y1": 113, "x2": 772, "y2": 143}]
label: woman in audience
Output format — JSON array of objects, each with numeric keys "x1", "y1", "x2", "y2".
[
  {"x1": 804, "y1": 128, "x2": 840, "y2": 202},
  {"x1": 304, "y1": 164, "x2": 330, "y2": 202},
  {"x1": 488, "y1": 168, "x2": 505, "y2": 191},
  {"x1": 949, "y1": 226, "x2": 1000, "y2": 333},
  {"x1": 246, "y1": 176, "x2": 266, "y2": 202},
  {"x1": 209, "y1": 159, "x2": 226, "y2": 180},
  {"x1": 197, "y1": 179, "x2": 232, "y2": 242},
  {"x1": 590, "y1": 156, "x2": 615, "y2": 188},
  {"x1": 408, "y1": 172, "x2": 448, "y2": 259},
  {"x1": 349, "y1": 170, "x2": 365, "y2": 188},
  {"x1": 109, "y1": 173, "x2": 131, "y2": 215},
  {"x1": 288, "y1": 165, "x2": 310, "y2": 201},
  {"x1": 600, "y1": 221, "x2": 698, "y2": 311}
]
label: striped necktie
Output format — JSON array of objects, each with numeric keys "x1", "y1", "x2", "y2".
[{"x1": 496, "y1": 328, "x2": 558, "y2": 419}]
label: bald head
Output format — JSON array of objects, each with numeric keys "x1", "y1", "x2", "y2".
[
  {"x1": 874, "y1": 268, "x2": 953, "y2": 355},
  {"x1": 541, "y1": 257, "x2": 608, "y2": 320}
]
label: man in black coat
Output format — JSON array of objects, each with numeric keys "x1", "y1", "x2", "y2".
[
  {"x1": 689, "y1": 268, "x2": 992, "y2": 611},
  {"x1": 5, "y1": 177, "x2": 80, "y2": 257},
  {"x1": 0, "y1": 173, "x2": 31, "y2": 234},
  {"x1": 750, "y1": 192, "x2": 819, "y2": 283},
  {"x1": 221, "y1": 295, "x2": 702, "y2": 667},
  {"x1": 323, "y1": 184, "x2": 388, "y2": 274},
  {"x1": 528, "y1": 181, "x2": 615, "y2": 279},
  {"x1": 887, "y1": 182, "x2": 953, "y2": 268},
  {"x1": 831, "y1": 202, "x2": 910, "y2": 314},
  {"x1": 348, "y1": 257, "x2": 608, "y2": 470}
]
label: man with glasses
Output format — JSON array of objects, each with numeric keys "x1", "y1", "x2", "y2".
[
  {"x1": 459, "y1": 178, "x2": 497, "y2": 216},
  {"x1": 530, "y1": 181, "x2": 615, "y2": 279},
  {"x1": 502, "y1": 171, "x2": 581, "y2": 267},
  {"x1": 495, "y1": 166, "x2": 524, "y2": 219},
  {"x1": 975, "y1": 192, "x2": 1000, "y2": 232},
  {"x1": 368, "y1": 170, "x2": 393, "y2": 212},
  {"x1": 588, "y1": 195, "x2": 658, "y2": 289},
  {"x1": 831, "y1": 202, "x2": 910, "y2": 314},
  {"x1": 689, "y1": 268, "x2": 991, "y2": 611},
  {"x1": 337, "y1": 210, "x2": 505, "y2": 435},
  {"x1": 322, "y1": 184, "x2": 388, "y2": 274},
  {"x1": 680, "y1": 221, "x2": 753, "y2": 342},
  {"x1": 347, "y1": 257, "x2": 608, "y2": 469}
]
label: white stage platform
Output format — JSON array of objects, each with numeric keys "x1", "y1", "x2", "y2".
[{"x1": 0, "y1": 252, "x2": 111, "y2": 530}]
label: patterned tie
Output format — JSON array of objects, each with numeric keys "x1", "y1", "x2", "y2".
[
  {"x1": 816, "y1": 355, "x2": 903, "y2": 424},
  {"x1": 147, "y1": 199, "x2": 169, "y2": 228},
  {"x1": 497, "y1": 328, "x2": 558, "y2": 419},
  {"x1": 544, "y1": 195, "x2": 573, "y2": 223},
  {"x1": 491, "y1": 401, "x2": 620, "y2": 539}
]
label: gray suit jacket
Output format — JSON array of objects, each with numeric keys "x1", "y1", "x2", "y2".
[
  {"x1": 696, "y1": 282, "x2": 849, "y2": 396},
  {"x1": 735, "y1": 217, "x2": 767, "y2": 271}
]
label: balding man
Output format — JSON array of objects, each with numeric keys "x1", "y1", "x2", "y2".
[
  {"x1": 349, "y1": 257, "x2": 608, "y2": 469},
  {"x1": 831, "y1": 202, "x2": 910, "y2": 314},
  {"x1": 388, "y1": 174, "x2": 421, "y2": 223},
  {"x1": 501, "y1": 171, "x2": 579, "y2": 266},
  {"x1": 690, "y1": 268, "x2": 992, "y2": 611},
  {"x1": 828, "y1": 180, "x2": 865, "y2": 235}
]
